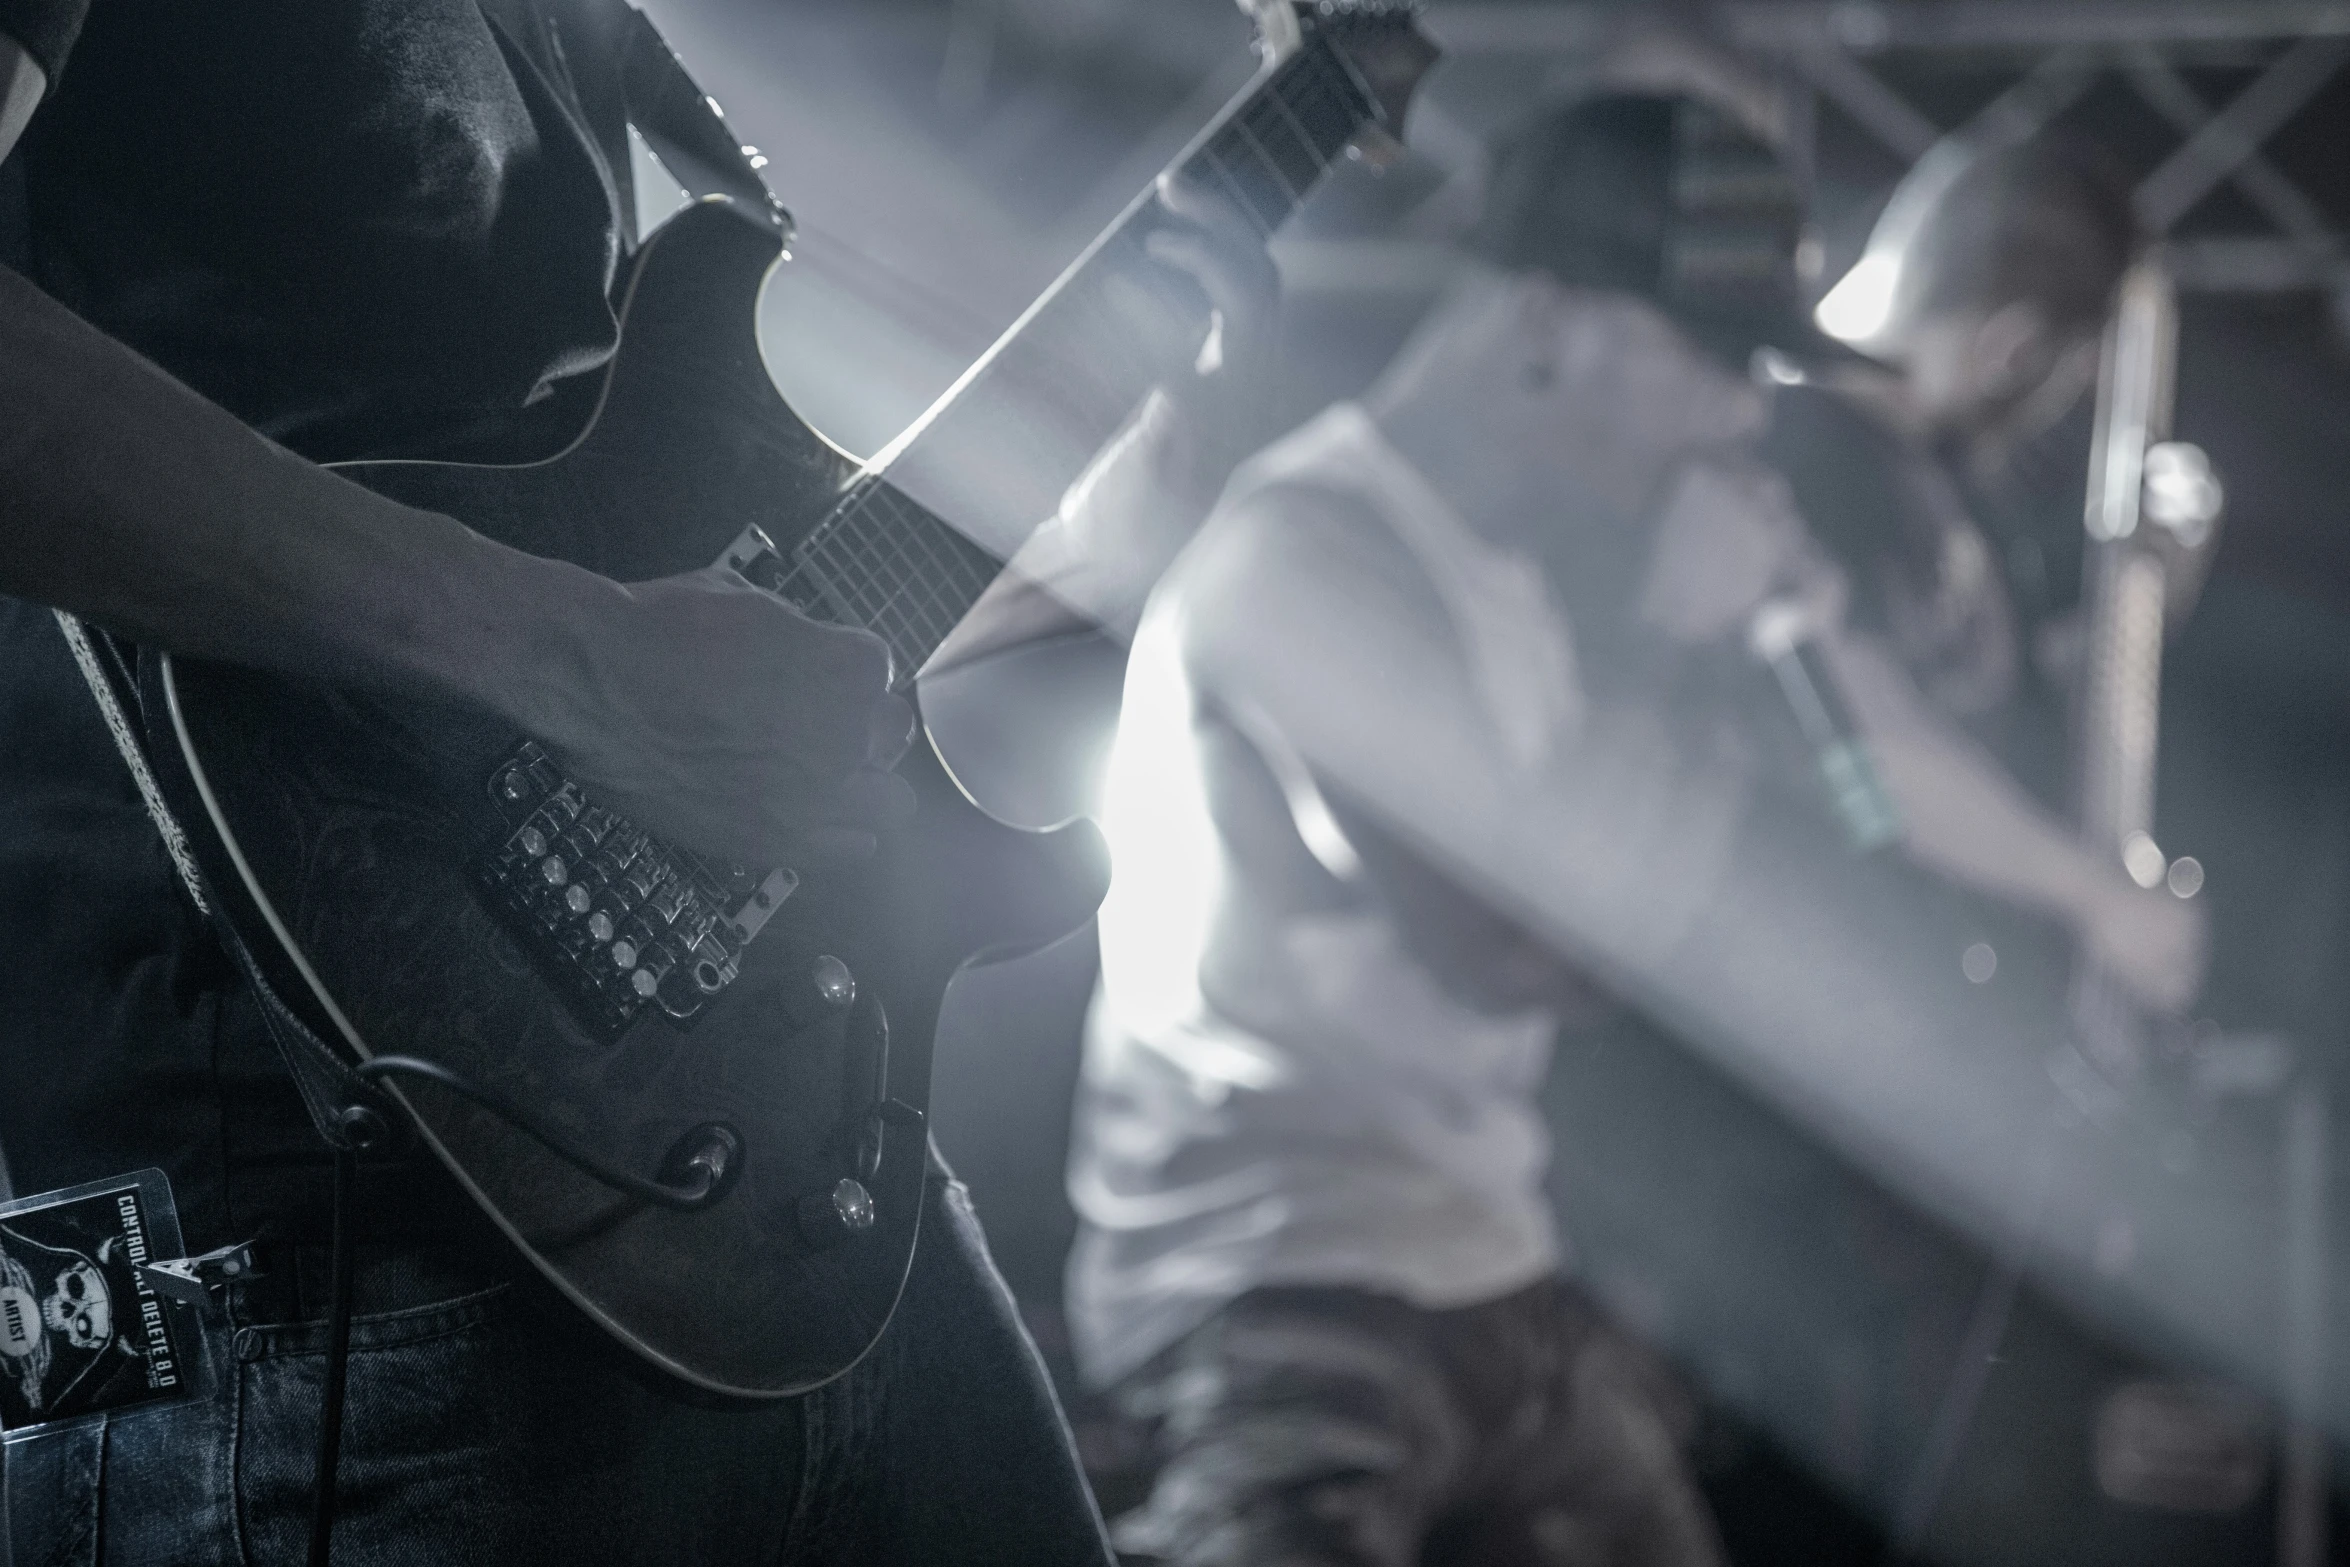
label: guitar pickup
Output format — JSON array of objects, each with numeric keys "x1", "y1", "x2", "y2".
[{"x1": 472, "y1": 742, "x2": 796, "y2": 1042}]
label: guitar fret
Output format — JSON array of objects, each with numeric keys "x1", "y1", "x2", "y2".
[
  {"x1": 1183, "y1": 38, "x2": 1372, "y2": 240},
  {"x1": 1259, "y1": 96, "x2": 1334, "y2": 194},
  {"x1": 1286, "y1": 43, "x2": 1366, "y2": 160},
  {"x1": 1231, "y1": 114, "x2": 1304, "y2": 206},
  {"x1": 1196, "y1": 140, "x2": 1285, "y2": 235},
  {"x1": 1256, "y1": 93, "x2": 1330, "y2": 191},
  {"x1": 1250, "y1": 81, "x2": 1330, "y2": 181},
  {"x1": 787, "y1": 482, "x2": 1004, "y2": 681}
]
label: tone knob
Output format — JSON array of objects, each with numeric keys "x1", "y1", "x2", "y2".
[
  {"x1": 797, "y1": 1177, "x2": 876, "y2": 1249},
  {"x1": 811, "y1": 955, "x2": 855, "y2": 1008}
]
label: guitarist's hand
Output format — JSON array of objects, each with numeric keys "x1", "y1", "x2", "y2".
[
  {"x1": 1147, "y1": 169, "x2": 1281, "y2": 484},
  {"x1": 2080, "y1": 874, "x2": 2208, "y2": 1016},
  {"x1": 526, "y1": 565, "x2": 916, "y2": 867}
]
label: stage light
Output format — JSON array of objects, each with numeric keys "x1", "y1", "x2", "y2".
[
  {"x1": 1814, "y1": 251, "x2": 1899, "y2": 345},
  {"x1": 1095, "y1": 604, "x2": 1221, "y2": 1035}
]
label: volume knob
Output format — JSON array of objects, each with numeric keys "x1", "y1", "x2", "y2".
[
  {"x1": 810, "y1": 955, "x2": 855, "y2": 1008},
  {"x1": 797, "y1": 1177, "x2": 876, "y2": 1249}
]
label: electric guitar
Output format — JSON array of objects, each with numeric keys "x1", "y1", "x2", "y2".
[{"x1": 136, "y1": 1, "x2": 1435, "y2": 1399}]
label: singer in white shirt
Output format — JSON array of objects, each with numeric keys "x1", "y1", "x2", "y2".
[{"x1": 1063, "y1": 86, "x2": 2200, "y2": 1567}]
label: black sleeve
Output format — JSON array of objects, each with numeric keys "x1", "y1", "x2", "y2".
[{"x1": 0, "y1": 0, "x2": 88, "y2": 84}]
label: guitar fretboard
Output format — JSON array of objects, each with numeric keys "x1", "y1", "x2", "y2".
[
  {"x1": 769, "y1": 483, "x2": 1003, "y2": 682},
  {"x1": 1185, "y1": 33, "x2": 1376, "y2": 236},
  {"x1": 762, "y1": 32, "x2": 1376, "y2": 679}
]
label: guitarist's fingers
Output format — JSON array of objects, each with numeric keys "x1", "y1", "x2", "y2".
[
  {"x1": 1155, "y1": 169, "x2": 1264, "y2": 255},
  {"x1": 768, "y1": 769, "x2": 915, "y2": 864},
  {"x1": 833, "y1": 765, "x2": 917, "y2": 828},
  {"x1": 1145, "y1": 228, "x2": 1252, "y2": 335},
  {"x1": 867, "y1": 691, "x2": 916, "y2": 770},
  {"x1": 1147, "y1": 174, "x2": 1278, "y2": 388},
  {"x1": 789, "y1": 826, "x2": 881, "y2": 863},
  {"x1": 1158, "y1": 178, "x2": 1275, "y2": 308}
]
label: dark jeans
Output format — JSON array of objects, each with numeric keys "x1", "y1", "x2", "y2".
[
  {"x1": 3, "y1": 1166, "x2": 1113, "y2": 1566},
  {"x1": 1106, "y1": 1278, "x2": 1724, "y2": 1567}
]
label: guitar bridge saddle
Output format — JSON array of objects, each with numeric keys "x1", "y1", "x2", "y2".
[{"x1": 472, "y1": 740, "x2": 792, "y2": 1042}]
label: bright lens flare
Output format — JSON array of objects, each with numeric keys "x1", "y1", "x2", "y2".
[
  {"x1": 1095, "y1": 606, "x2": 1222, "y2": 1034},
  {"x1": 1813, "y1": 251, "x2": 1900, "y2": 345}
]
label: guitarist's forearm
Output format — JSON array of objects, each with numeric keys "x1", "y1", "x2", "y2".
[{"x1": 0, "y1": 263, "x2": 597, "y2": 723}]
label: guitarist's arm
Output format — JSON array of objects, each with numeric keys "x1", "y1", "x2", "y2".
[
  {"x1": 1821, "y1": 635, "x2": 2204, "y2": 1011},
  {"x1": 0, "y1": 263, "x2": 913, "y2": 866}
]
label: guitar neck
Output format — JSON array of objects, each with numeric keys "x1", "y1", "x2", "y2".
[
  {"x1": 750, "y1": 31, "x2": 1381, "y2": 679},
  {"x1": 1172, "y1": 31, "x2": 1385, "y2": 239}
]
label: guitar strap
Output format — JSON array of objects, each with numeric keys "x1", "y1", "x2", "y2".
[
  {"x1": 51, "y1": 614, "x2": 207, "y2": 915},
  {"x1": 52, "y1": 612, "x2": 396, "y2": 1156},
  {"x1": 608, "y1": 3, "x2": 787, "y2": 229},
  {"x1": 0, "y1": 143, "x2": 26, "y2": 277}
]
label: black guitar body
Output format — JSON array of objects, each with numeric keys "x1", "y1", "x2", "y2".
[{"x1": 145, "y1": 200, "x2": 1109, "y2": 1398}]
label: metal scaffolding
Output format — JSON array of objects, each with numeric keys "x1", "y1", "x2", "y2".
[{"x1": 1418, "y1": 1, "x2": 2350, "y2": 298}]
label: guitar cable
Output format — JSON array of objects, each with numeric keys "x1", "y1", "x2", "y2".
[
  {"x1": 307, "y1": 1145, "x2": 360, "y2": 1567},
  {"x1": 353, "y1": 1055, "x2": 736, "y2": 1210}
]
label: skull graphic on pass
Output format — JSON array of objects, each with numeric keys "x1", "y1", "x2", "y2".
[{"x1": 41, "y1": 1260, "x2": 112, "y2": 1352}]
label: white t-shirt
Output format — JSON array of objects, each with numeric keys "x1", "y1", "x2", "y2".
[
  {"x1": 1066, "y1": 274, "x2": 1810, "y2": 1387},
  {"x1": 1065, "y1": 399, "x2": 1577, "y2": 1387}
]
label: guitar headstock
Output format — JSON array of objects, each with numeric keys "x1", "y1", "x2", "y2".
[{"x1": 1240, "y1": 1, "x2": 1441, "y2": 137}]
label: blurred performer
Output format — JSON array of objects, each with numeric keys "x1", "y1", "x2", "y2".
[
  {"x1": 1065, "y1": 88, "x2": 1777, "y2": 1567},
  {"x1": 1062, "y1": 83, "x2": 2205, "y2": 1567},
  {"x1": 1796, "y1": 135, "x2": 2146, "y2": 685},
  {"x1": 1776, "y1": 135, "x2": 2197, "y2": 928}
]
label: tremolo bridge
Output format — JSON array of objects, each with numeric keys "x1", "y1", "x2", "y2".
[
  {"x1": 467, "y1": 505, "x2": 950, "y2": 1041},
  {"x1": 467, "y1": 522, "x2": 832, "y2": 1040},
  {"x1": 473, "y1": 741, "x2": 798, "y2": 1041}
]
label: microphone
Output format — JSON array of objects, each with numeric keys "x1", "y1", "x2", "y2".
[{"x1": 1748, "y1": 598, "x2": 1901, "y2": 853}]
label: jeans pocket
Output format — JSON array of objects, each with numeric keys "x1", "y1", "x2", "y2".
[{"x1": 233, "y1": 1285, "x2": 521, "y2": 1567}]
